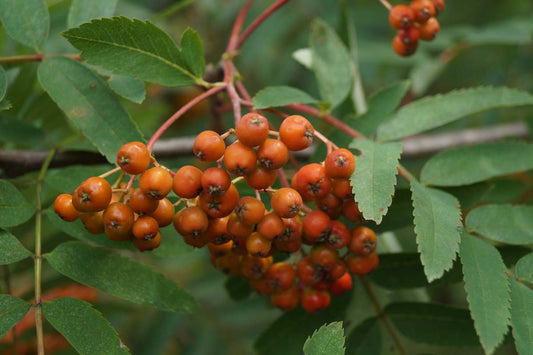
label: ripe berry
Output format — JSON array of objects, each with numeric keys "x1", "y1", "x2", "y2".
[
  {"x1": 392, "y1": 34, "x2": 418, "y2": 57},
  {"x1": 330, "y1": 272, "x2": 353, "y2": 295},
  {"x1": 227, "y1": 213, "x2": 254, "y2": 241},
  {"x1": 398, "y1": 26, "x2": 420, "y2": 46},
  {"x1": 245, "y1": 165, "x2": 277, "y2": 190},
  {"x1": 201, "y1": 167, "x2": 231, "y2": 195},
  {"x1": 139, "y1": 167, "x2": 173, "y2": 200},
  {"x1": 208, "y1": 240, "x2": 234, "y2": 258},
  {"x1": 349, "y1": 226, "x2": 377, "y2": 256},
  {"x1": 279, "y1": 115, "x2": 314, "y2": 151},
  {"x1": 293, "y1": 163, "x2": 331, "y2": 199},
  {"x1": 149, "y1": 198, "x2": 174, "y2": 227},
  {"x1": 431, "y1": 0, "x2": 445, "y2": 15},
  {"x1": 198, "y1": 183, "x2": 239, "y2": 218},
  {"x1": 297, "y1": 256, "x2": 320, "y2": 286},
  {"x1": 266, "y1": 262, "x2": 296, "y2": 291},
  {"x1": 173, "y1": 165, "x2": 203, "y2": 198},
  {"x1": 316, "y1": 193, "x2": 343, "y2": 219},
  {"x1": 271, "y1": 188, "x2": 302, "y2": 218},
  {"x1": 388, "y1": 5, "x2": 415, "y2": 29},
  {"x1": 271, "y1": 287, "x2": 299, "y2": 311},
  {"x1": 54, "y1": 193, "x2": 79, "y2": 222},
  {"x1": 103, "y1": 202, "x2": 134, "y2": 241},
  {"x1": 246, "y1": 232, "x2": 272, "y2": 257},
  {"x1": 310, "y1": 245, "x2": 339, "y2": 270},
  {"x1": 72, "y1": 177, "x2": 112, "y2": 212},
  {"x1": 182, "y1": 233, "x2": 208, "y2": 248},
  {"x1": 235, "y1": 112, "x2": 270, "y2": 147},
  {"x1": 223, "y1": 141, "x2": 257, "y2": 176},
  {"x1": 410, "y1": 0, "x2": 436, "y2": 23},
  {"x1": 419, "y1": 17, "x2": 440, "y2": 41},
  {"x1": 302, "y1": 210, "x2": 331, "y2": 244},
  {"x1": 343, "y1": 198, "x2": 363, "y2": 223},
  {"x1": 235, "y1": 196, "x2": 266, "y2": 225},
  {"x1": 347, "y1": 251, "x2": 379, "y2": 275},
  {"x1": 133, "y1": 231, "x2": 161, "y2": 251},
  {"x1": 117, "y1": 141, "x2": 151, "y2": 175},
  {"x1": 257, "y1": 213, "x2": 285, "y2": 240},
  {"x1": 204, "y1": 216, "x2": 231, "y2": 245},
  {"x1": 174, "y1": 206, "x2": 209, "y2": 236},
  {"x1": 128, "y1": 187, "x2": 159, "y2": 214},
  {"x1": 301, "y1": 288, "x2": 330, "y2": 313},
  {"x1": 257, "y1": 139, "x2": 289, "y2": 170},
  {"x1": 193, "y1": 130, "x2": 225, "y2": 161},
  {"x1": 326, "y1": 220, "x2": 351, "y2": 249},
  {"x1": 80, "y1": 211, "x2": 105, "y2": 234},
  {"x1": 132, "y1": 216, "x2": 159, "y2": 240},
  {"x1": 325, "y1": 148, "x2": 356, "y2": 179},
  {"x1": 240, "y1": 255, "x2": 272, "y2": 280},
  {"x1": 331, "y1": 178, "x2": 353, "y2": 200}
]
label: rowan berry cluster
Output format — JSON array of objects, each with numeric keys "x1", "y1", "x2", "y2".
[
  {"x1": 389, "y1": 0, "x2": 444, "y2": 56},
  {"x1": 53, "y1": 112, "x2": 380, "y2": 313}
]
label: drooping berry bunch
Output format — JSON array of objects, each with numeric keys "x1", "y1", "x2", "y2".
[
  {"x1": 53, "y1": 112, "x2": 380, "y2": 313},
  {"x1": 389, "y1": 0, "x2": 444, "y2": 56}
]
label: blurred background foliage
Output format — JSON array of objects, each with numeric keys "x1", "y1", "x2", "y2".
[{"x1": 0, "y1": 0, "x2": 532, "y2": 354}]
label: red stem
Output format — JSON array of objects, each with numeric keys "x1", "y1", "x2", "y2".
[
  {"x1": 223, "y1": 61, "x2": 242, "y2": 125},
  {"x1": 146, "y1": 85, "x2": 226, "y2": 152},
  {"x1": 287, "y1": 104, "x2": 366, "y2": 139},
  {"x1": 226, "y1": 0, "x2": 255, "y2": 53},
  {"x1": 236, "y1": 0, "x2": 292, "y2": 49}
]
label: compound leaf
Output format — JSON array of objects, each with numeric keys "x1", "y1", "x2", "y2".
[
  {"x1": 108, "y1": 75, "x2": 146, "y2": 104},
  {"x1": 465, "y1": 204, "x2": 533, "y2": 245},
  {"x1": 377, "y1": 87, "x2": 533, "y2": 141},
  {"x1": 43, "y1": 297, "x2": 129, "y2": 354},
  {"x1": 38, "y1": 57, "x2": 144, "y2": 163},
  {"x1": 345, "y1": 317, "x2": 381, "y2": 355},
  {"x1": 516, "y1": 253, "x2": 533, "y2": 283},
  {"x1": 0, "y1": 295, "x2": 32, "y2": 339},
  {"x1": 349, "y1": 139, "x2": 402, "y2": 224},
  {"x1": 303, "y1": 322, "x2": 345, "y2": 355},
  {"x1": 0, "y1": 229, "x2": 32, "y2": 265},
  {"x1": 46, "y1": 241, "x2": 197, "y2": 313},
  {"x1": 68, "y1": 0, "x2": 118, "y2": 28},
  {"x1": 459, "y1": 233, "x2": 511, "y2": 354},
  {"x1": 0, "y1": 0, "x2": 49, "y2": 50},
  {"x1": 410, "y1": 179, "x2": 462, "y2": 282},
  {"x1": 421, "y1": 142, "x2": 533, "y2": 187},
  {"x1": 63, "y1": 17, "x2": 204, "y2": 86},
  {"x1": 0, "y1": 180, "x2": 35, "y2": 228},
  {"x1": 310, "y1": 19, "x2": 352, "y2": 110},
  {"x1": 252, "y1": 86, "x2": 318, "y2": 109},
  {"x1": 508, "y1": 277, "x2": 533, "y2": 355}
]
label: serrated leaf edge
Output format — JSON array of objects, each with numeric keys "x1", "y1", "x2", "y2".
[
  {"x1": 410, "y1": 182, "x2": 462, "y2": 282},
  {"x1": 303, "y1": 321, "x2": 346, "y2": 355}
]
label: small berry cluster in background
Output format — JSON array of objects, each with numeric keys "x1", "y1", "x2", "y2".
[
  {"x1": 388, "y1": 0, "x2": 445, "y2": 56},
  {"x1": 53, "y1": 112, "x2": 380, "y2": 313}
]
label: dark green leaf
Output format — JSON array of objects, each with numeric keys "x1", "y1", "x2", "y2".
[
  {"x1": 0, "y1": 295, "x2": 32, "y2": 339},
  {"x1": 372, "y1": 189, "x2": 413, "y2": 233},
  {"x1": 0, "y1": 116, "x2": 45, "y2": 145},
  {"x1": 303, "y1": 322, "x2": 345, "y2": 355},
  {"x1": 353, "y1": 81, "x2": 410, "y2": 137},
  {"x1": 410, "y1": 180, "x2": 462, "y2": 282},
  {"x1": 45, "y1": 165, "x2": 110, "y2": 194},
  {"x1": 224, "y1": 276, "x2": 251, "y2": 301},
  {"x1": 68, "y1": 0, "x2": 118, "y2": 28},
  {"x1": 368, "y1": 253, "x2": 429, "y2": 289},
  {"x1": 345, "y1": 317, "x2": 381, "y2": 355},
  {"x1": 179, "y1": 28, "x2": 205, "y2": 78},
  {"x1": 310, "y1": 19, "x2": 352, "y2": 110},
  {"x1": 466, "y1": 204, "x2": 533, "y2": 245},
  {"x1": 5, "y1": 63, "x2": 38, "y2": 115},
  {"x1": 0, "y1": 0, "x2": 49, "y2": 50},
  {"x1": 0, "y1": 65, "x2": 6, "y2": 101},
  {"x1": 252, "y1": 86, "x2": 318, "y2": 109},
  {"x1": 46, "y1": 241, "x2": 197, "y2": 313},
  {"x1": 0, "y1": 229, "x2": 32, "y2": 265},
  {"x1": 349, "y1": 139, "x2": 402, "y2": 224},
  {"x1": 63, "y1": 17, "x2": 205, "y2": 86},
  {"x1": 255, "y1": 291, "x2": 351, "y2": 355},
  {"x1": 38, "y1": 57, "x2": 144, "y2": 163},
  {"x1": 386, "y1": 302, "x2": 479, "y2": 346},
  {"x1": 45, "y1": 208, "x2": 136, "y2": 251},
  {"x1": 515, "y1": 253, "x2": 533, "y2": 283},
  {"x1": 43, "y1": 297, "x2": 129, "y2": 354},
  {"x1": 0, "y1": 180, "x2": 35, "y2": 228},
  {"x1": 377, "y1": 87, "x2": 533, "y2": 141},
  {"x1": 508, "y1": 277, "x2": 533, "y2": 355},
  {"x1": 108, "y1": 75, "x2": 146, "y2": 104},
  {"x1": 459, "y1": 233, "x2": 511, "y2": 354},
  {"x1": 421, "y1": 142, "x2": 533, "y2": 187}
]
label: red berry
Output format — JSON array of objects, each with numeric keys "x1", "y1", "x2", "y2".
[
  {"x1": 388, "y1": 5, "x2": 415, "y2": 29},
  {"x1": 235, "y1": 112, "x2": 270, "y2": 147},
  {"x1": 117, "y1": 141, "x2": 151, "y2": 175},
  {"x1": 419, "y1": 17, "x2": 440, "y2": 41},
  {"x1": 193, "y1": 130, "x2": 225, "y2": 162},
  {"x1": 279, "y1": 115, "x2": 314, "y2": 151},
  {"x1": 54, "y1": 193, "x2": 80, "y2": 222}
]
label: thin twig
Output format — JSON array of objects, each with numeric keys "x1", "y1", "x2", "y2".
[
  {"x1": 360, "y1": 275, "x2": 407, "y2": 355},
  {"x1": 34, "y1": 149, "x2": 56, "y2": 355},
  {"x1": 236, "y1": 0, "x2": 292, "y2": 49},
  {"x1": 226, "y1": 0, "x2": 255, "y2": 53},
  {"x1": 378, "y1": 0, "x2": 393, "y2": 11}
]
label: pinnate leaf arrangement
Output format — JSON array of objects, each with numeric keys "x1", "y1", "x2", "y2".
[{"x1": 1, "y1": 0, "x2": 533, "y2": 354}]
